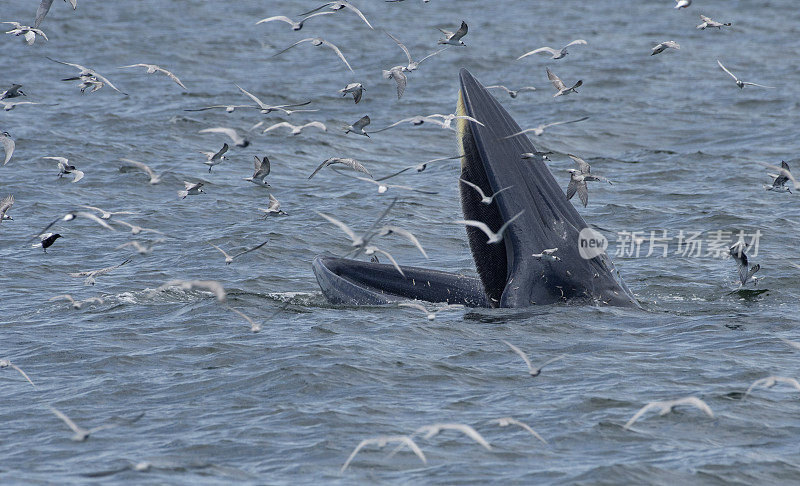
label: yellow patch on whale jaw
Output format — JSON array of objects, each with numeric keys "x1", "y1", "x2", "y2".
[{"x1": 456, "y1": 89, "x2": 469, "y2": 169}]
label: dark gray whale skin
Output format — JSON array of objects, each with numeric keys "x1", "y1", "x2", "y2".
[{"x1": 312, "y1": 68, "x2": 639, "y2": 308}]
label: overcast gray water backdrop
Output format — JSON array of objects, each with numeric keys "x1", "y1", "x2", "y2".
[{"x1": 2, "y1": 0, "x2": 800, "y2": 483}]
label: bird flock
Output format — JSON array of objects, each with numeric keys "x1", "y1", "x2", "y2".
[{"x1": 1, "y1": 0, "x2": 797, "y2": 476}]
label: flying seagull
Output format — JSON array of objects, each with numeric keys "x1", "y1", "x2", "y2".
[
  {"x1": 755, "y1": 160, "x2": 799, "y2": 191},
  {"x1": 697, "y1": 14, "x2": 731, "y2": 30},
  {"x1": 566, "y1": 154, "x2": 612, "y2": 207},
  {"x1": 437, "y1": 21, "x2": 468, "y2": 46},
  {"x1": 0, "y1": 194, "x2": 14, "y2": 225},
  {"x1": 502, "y1": 340, "x2": 565, "y2": 377},
  {"x1": 762, "y1": 161, "x2": 794, "y2": 193},
  {"x1": 3, "y1": 22, "x2": 47, "y2": 45},
  {"x1": 119, "y1": 159, "x2": 166, "y2": 185},
  {"x1": 47, "y1": 57, "x2": 127, "y2": 95},
  {"x1": 0, "y1": 84, "x2": 25, "y2": 100},
  {"x1": 341, "y1": 436, "x2": 425, "y2": 473},
  {"x1": 521, "y1": 150, "x2": 554, "y2": 161},
  {"x1": 624, "y1": 396, "x2": 713, "y2": 430},
  {"x1": 118, "y1": 64, "x2": 186, "y2": 89},
  {"x1": 744, "y1": 376, "x2": 800, "y2": 398},
  {"x1": 651, "y1": 41, "x2": 680, "y2": 56},
  {"x1": 199, "y1": 143, "x2": 228, "y2": 172},
  {"x1": 79, "y1": 205, "x2": 134, "y2": 220},
  {"x1": 382, "y1": 66, "x2": 407, "y2": 99},
  {"x1": 255, "y1": 11, "x2": 335, "y2": 31},
  {"x1": 199, "y1": 127, "x2": 249, "y2": 147},
  {"x1": 339, "y1": 83, "x2": 365, "y2": 103},
  {"x1": 459, "y1": 179, "x2": 513, "y2": 204},
  {"x1": 69, "y1": 258, "x2": 132, "y2": 286},
  {"x1": 300, "y1": 2, "x2": 374, "y2": 29},
  {"x1": 309, "y1": 157, "x2": 371, "y2": 179},
  {"x1": 45, "y1": 156, "x2": 84, "y2": 183},
  {"x1": 235, "y1": 84, "x2": 314, "y2": 114},
  {"x1": 228, "y1": 307, "x2": 262, "y2": 333},
  {"x1": 208, "y1": 240, "x2": 268, "y2": 265},
  {"x1": 455, "y1": 210, "x2": 524, "y2": 244},
  {"x1": 178, "y1": 181, "x2": 204, "y2": 199},
  {"x1": 729, "y1": 241, "x2": 761, "y2": 287},
  {"x1": 502, "y1": 116, "x2": 589, "y2": 138},
  {"x1": 49, "y1": 406, "x2": 121, "y2": 442},
  {"x1": 244, "y1": 155, "x2": 271, "y2": 186},
  {"x1": 385, "y1": 31, "x2": 446, "y2": 72},
  {"x1": 342, "y1": 115, "x2": 371, "y2": 137},
  {"x1": 273, "y1": 37, "x2": 353, "y2": 71},
  {"x1": 262, "y1": 121, "x2": 327, "y2": 136},
  {"x1": 517, "y1": 39, "x2": 587, "y2": 60},
  {"x1": 415, "y1": 423, "x2": 491, "y2": 451},
  {"x1": 717, "y1": 60, "x2": 774, "y2": 89},
  {"x1": 546, "y1": 67, "x2": 582, "y2": 97},
  {"x1": 485, "y1": 85, "x2": 537, "y2": 99},
  {"x1": 258, "y1": 194, "x2": 287, "y2": 217}
]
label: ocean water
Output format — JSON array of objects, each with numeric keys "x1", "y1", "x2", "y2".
[{"x1": 2, "y1": 0, "x2": 800, "y2": 483}]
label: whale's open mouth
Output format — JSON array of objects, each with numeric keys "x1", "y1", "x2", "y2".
[{"x1": 311, "y1": 68, "x2": 639, "y2": 308}]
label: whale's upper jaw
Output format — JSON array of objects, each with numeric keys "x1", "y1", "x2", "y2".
[{"x1": 456, "y1": 68, "x2": 639, "y2": 308}]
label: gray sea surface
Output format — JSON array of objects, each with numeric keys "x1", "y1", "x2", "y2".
[{"x1": 2, "y1": 0, "x2": 800, "y2": 484}]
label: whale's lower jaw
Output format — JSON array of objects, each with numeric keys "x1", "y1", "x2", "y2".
[{"x1": 310, "y1": 68, "x2": 639, "y2": 309}]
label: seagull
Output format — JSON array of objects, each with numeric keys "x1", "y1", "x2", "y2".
[
  {"x1": 485, "y1": 85, "x2": 537, "y2": 99},
  {"x1": 119, "y1": 159, "x2": 166, "y2": 184},
  {"x1": 501, "y1": 340, "x2": 565, "y2": 376},
  {"x1": 273, "y1": 37, "x2": 353, "y2": 71},
  {"x1": 69, "y1": 258, "x2": 131, "y2": 286},
  {"x1": 115, "y1": 239, "x2": 163, "y2": 255},
  {"x1": 118, "y1": 64, "x2": 186, "y2": 89},
  {"x1": 1, "y1": 131, "x2": 15, "y2": 166},
  {"x1": 199, "y1": 127, "x2": 249, "y2": 147},
  {"x1": 744, "y1": 376, "x2": 800, "y2": 397},
  {"x1": 427, "y1": 113, "x2": 484, "y2": 130},
  {"x1": 755, "y1": 160, "x2": 799, "y2": 191},
  {"x1": 339, "y1": 83, "x2": 365, "y2": 103},
  {"x1": 235, "y1": 85, "x2": 314, "y2": 114},
  {"x1": 199, "y1": 143, "x2": 228, "y2": 172},
  {"x1": 49, "y1": 294, "x2": 104, "y2": 309},
  {"x1": 764, "y1": 161, "x2": 792, "y2": 193},
  {"x1": 729, "y1": 241, "x2": 761, "y2": 287},
  {"x1": 674, "y1": 0, "x2": 691, "y2": 8},
  {"x1": 244, "y1": 155, "x2": 271, "y2": 186},
  {"x1": 159, "y1": 280, "x2": 226, "y2": 302},
  {"x1": 697, "y1": 14, "x2": 731, "y2": 30},
  {"x1": 184, "y1": 104, "x2": 253, "y2": 113},
  {"x1": 0, "y1": 99, "x2": 49, "y2": 111},
  {"x1": 0, "y1": 194, "x2": 14, "y2": 224},
  {"x1": 49, "y1": 406, "x2": 119, "y2": 442},
  {"x1": 45, "y1": 156, "x2": 84, "y2": 183},
  {"x1": 382, "y1": 66, "x2": 407, "y2": 99},
  {"x1": 455, "y1": 210, "x2": 524, "y2": 244},
  {"x1": 255, "y1": 11, "x2": 335, "y2": 31},
  {"x1": 489, "y1": 417, "x2": 547, "y2": 444},
  {"x1": 341, "y1": 436, "x2": 426, "y2": 473},
  {"x1": 34, "y1": 233, "x2": 62, "y2": 252},
  {"x1": 399, "y1": 301, "x2": 441, "y2": 320},
  {"x1": 517, "y1": 39, "x2": 587, "y2": 60},
  {"x1": 262, "y1": 121, "x2": 327, "y2": 136},
  {"x1": 546, "y1": 67, "x2": 582, "y2": 97},
  {"x1": 47, "y1": 57, "x2": 127, "y2": 95},
  {"x1": 717, "y1": 60, "x2": 774, "y2": 89},
  {"x1": 228, "y1": 307, "x2": 261, "y2": 333},
  {"x1": 3, "y1": 22, "x2": 48, "y2": 45},
  {"x1": 503, "y1": 116, "x2": 589, "y2": 138},
  {"x1": 437, "y1": 21, "x2": 468, "y2": 46},
  {"x1": 415, "y1": 423, "x2": 491, "y2": 451},
  {"x1": 208, "y1": 240, "x2": 268, "y2": 265},
  {"x1": 651, "y1": 41, "x2": 680, "y2": 56},
  {"x1": 532, "y1": 248, "x2": 560, "y2": 261},
  {"x1": 385, "y1": 31, "x2": 447, "y2": 72},
  {"x1": 258, "y1": 194, "x2": 287, "y2": 217},
  {"x1": 340, "y1": 172, "x2": 438, "y2": 195},
  {"x1": 521, "y1": 150, "x2": 554, "y2": 161},
  {"x1": 624, "y1": 396, "x2": 713, "y2": 430},
  {"x1": 0, "y1": 84, "x2": 26, "y2": 99},
  {"x1": 342, "y1": 115, "x2": 371, "y2": 137},
  {"x1": 300, "y1": 1, "x2": 373, "y2": 29},
  {"x1": 35, "y1": 0, "x2": 77, "y2": 29},
  {"x1": 566, "y1": 154, "x2": 613, "y2": 207},
  {"x1": 79, "y1": 205, "x2": 134, "y2": 220},
  {"x1": 459, "y1": 179, "x2": 513, "y2": 204},
  {"x1": 113, "y1": 219, "x2": 164, "y2": 236},
  {"x1": 178, "y1": 181, "x2": 204, "y2": 199},
  {"x1": 375, "y1": 155, "x2": 464, "y2": 181},
  {"x1": 0, "y1": 359, "x2": 35, "y2": 386},
  {"x1": 309, "y1": 157, "x2": 372, "y2": 179}
]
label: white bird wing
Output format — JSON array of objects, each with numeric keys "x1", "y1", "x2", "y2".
[
  {"x1": 451, "y1": 21, "x2": 468, "y2": 41},
  {"x1": 35, "y1": 0, "x2": 55, "y2": 28},
  {"x1": 717, "y1": 60, "x2": 738, "y2": 81},
  {"x1": 157, "y1": 67, "x2": 186, "y2": 89},
  {"x1": 673, "y1": 397, "x2": 714, "y2": 418},
  {"x1": 386, "y1": 31, "x2": 413, "y2": 64},
  {"x1": 71, "y1": 170, "x2": 84, "y2": 183},
  {"x1": 273, "y1": 37, "x2": 315, "y2": 58},
  {"x1": 486, "y1": 85, "x2": 511, "y2": 93},
  {"x1": 417, "y1": 47, "x2": 448, "y2": 64},
  {"x1": 369, "y1": 247, "x2": 405, "y2": 277},
  {"x1": 255, "y1": 15, "x2": 294, "y2": 25},
  {"x1": 2, "y1": 135, "x2": 15, "y2": 166},
  {"x1": 546, "y1": 68, "x2": 566, "y2": 91},
  {"x1": 301, "y1": 121, "x2": 327, "y2": 131},
  {"x1": 741, "y1": 81, "x2": 775, "y2": 88},
  {"x1": 495, "y1": 211, "x2": 524, "y2": 238},
  {"x1": 49, "y1": 406, "x2": 85, "y2": 435},
  {"x1": 262, "y1": 122, "x2": 294, "y2": 133},
  {"x1": 565, "y1": 39, "x2": 588, "y2": 47},
  {"x1": 352, "y1": 115, "x2": 371, "y2": 131},
  {"x1": 399, "y1": 301, "x2": 429, "y2": 313},
  {"x1": 320, "y1": 39, "x2": 353, "y2": 71},
  {"x1": 623, "y1": 402, "x2": 659, "y2": 430},
  {"x1": 567, "y1": 154, "x2": 591, "y2": 173},
  {"x1": 316, "y1": 211, "x2": 359, "y2": 242},
  {"x1": 501, "y1": 340, "x2": 533, "y2": 371},
  {"x1": 0, "y1": 194, "x2": 14, "y2": 216},
  {"x1": 8, "y1": 362, "x2": 35, "y2": 386},
  {"x1": 542, "y1": 116, "x2": 590, "y2": 129},
  {"x1": 235, "y1": 84, "x2": 268, "y2": 109},
  {"x1": 459, "y1": 178, "x2": 487, "y2": 200},
  {"x1": 517, "y1": 46, "x2": 558, "y2": 60},
  {"x1": 199, "y1": 127, "x2": 240, "y2": 144},
  {"x1": 456, "y1": 219, "x2": 497, "y2": 241},
  {"x1": 343, "y1": 2, "x2": 373, "y2": 29},
  {"x1": 208, "y1": 242, "x2": 231, "y2": 260},
  {"x1": 381, "y1": 226, "x2": 428, "y2": 258}
]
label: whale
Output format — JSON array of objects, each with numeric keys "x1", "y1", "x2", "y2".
[{"x1": 312, "y1": 68, "x2": 639, "y2": 308}]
